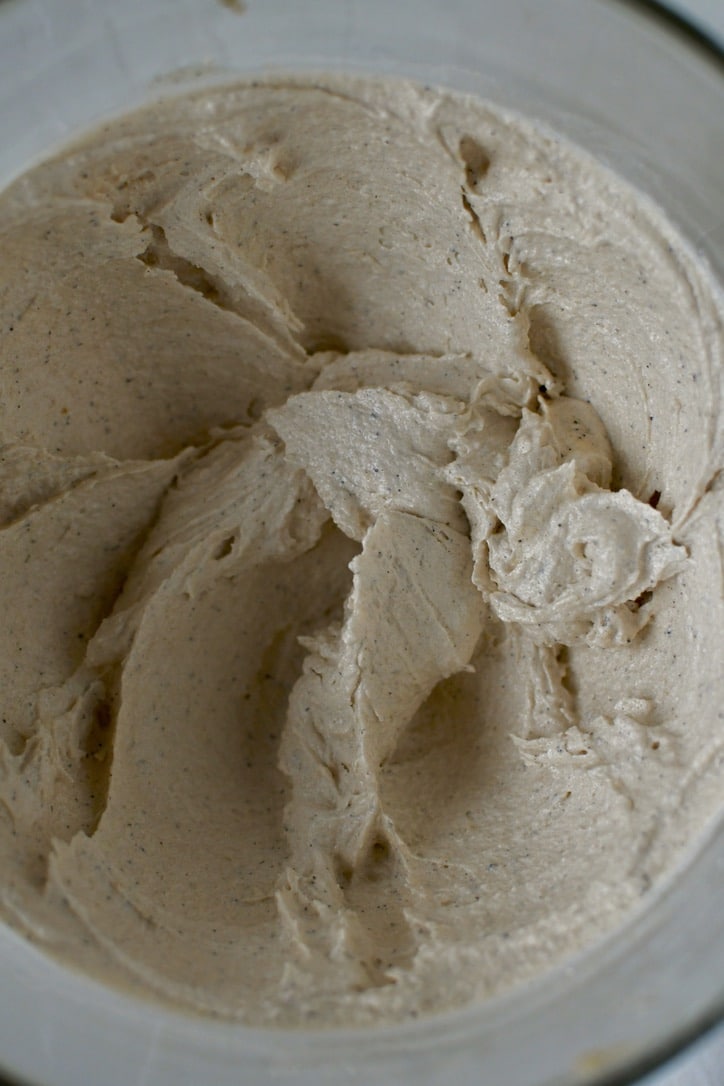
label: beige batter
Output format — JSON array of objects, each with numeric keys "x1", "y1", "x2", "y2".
[{"x1": 0, "y1": 75, "x2": 722, "y2": 1027}]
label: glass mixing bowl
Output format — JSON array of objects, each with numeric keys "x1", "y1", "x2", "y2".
[{"x1": 0, "y1": 2, "x2": 722, "y2": 1084}]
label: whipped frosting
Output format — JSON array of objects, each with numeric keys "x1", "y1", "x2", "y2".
[{"x1": 0, "y1": 75, "x2": 722, "y2": 1026}]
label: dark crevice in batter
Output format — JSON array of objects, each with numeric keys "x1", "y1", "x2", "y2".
[
  {"x1": 81, "y1": 681, "x2": 119, "y2": 836},
  {"x1": 459, "y1": 135, "x2": 491, "y2": 191},
  {"x1": 461, "y1": 190, "x2": 487, "y2": 245},
  {"x1": 555, "y1": 643, "x2": 578, "y2": 703},
  {"x1": 138, "y1": 224, "x2": 237, "y2": 315},
  {"x1": 133, "y1": 218, "x2": 308, "y2": 361}
]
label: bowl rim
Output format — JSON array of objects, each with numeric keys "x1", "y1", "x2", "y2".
[{"x1": 0, "y1": 2, "x2": 722, "y2": 1085}]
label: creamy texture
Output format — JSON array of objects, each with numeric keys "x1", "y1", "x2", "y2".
[{"x1": 0, "y1": 75, "x2": 722, "y2": 1027}]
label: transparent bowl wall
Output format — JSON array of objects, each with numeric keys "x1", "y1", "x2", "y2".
[{"x1": 0, "y1": 2, "x2": 722, "y2": 1085}]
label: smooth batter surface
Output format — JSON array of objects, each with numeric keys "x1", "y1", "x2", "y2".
[{"x1": 0, "y1": 75, "x2": 722, "y2": 1027}]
